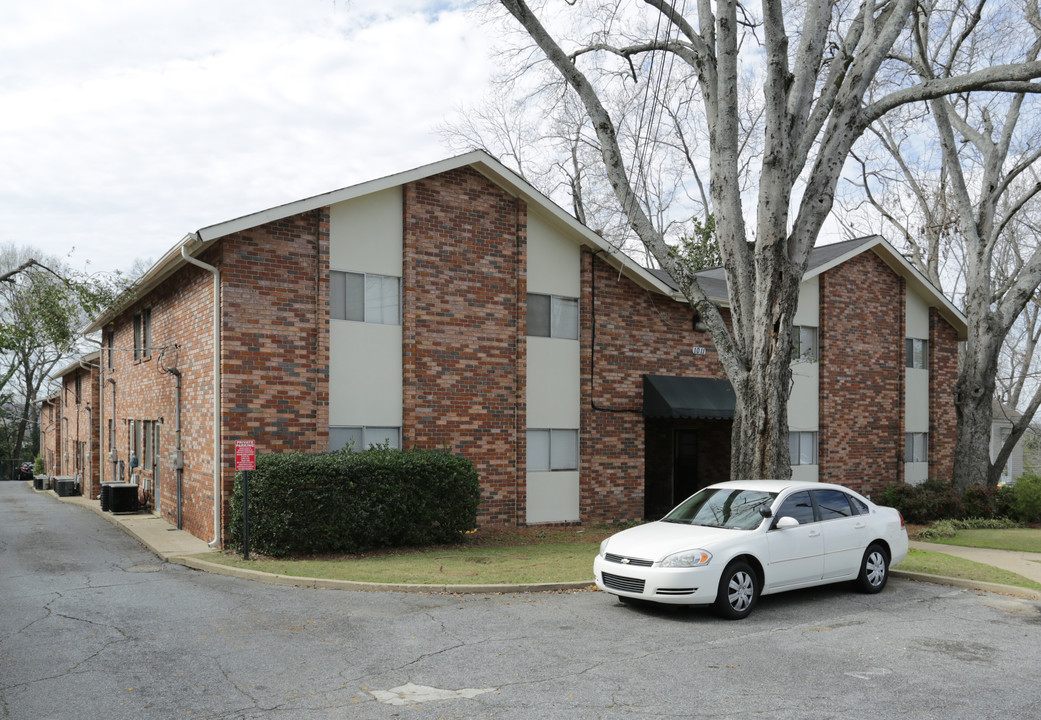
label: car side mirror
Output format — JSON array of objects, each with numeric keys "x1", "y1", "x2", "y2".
[
  {"x1": 775, "y1": 516, "x2": 800, "y2": 530},
  {"x1": 759, "y1": 507, "x2": 773, "y2": 519}
]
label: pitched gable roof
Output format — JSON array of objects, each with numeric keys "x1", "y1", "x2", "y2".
[
  {"x1": 650, "y1": 235, "x2": 967, "y2": 339},
  {"x1": 87, "y1": 151, "x2": 672, "y2": 331}
]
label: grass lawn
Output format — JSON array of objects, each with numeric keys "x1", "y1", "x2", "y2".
[
  {"x1": 200, "y1": 540, "x2": 602, "y2": 585},
  {"x1": 195, "y1": 524, "x2": 1041, "y2": 591},
  {"x1": 897, "y1": 549, "x2": 1041, "y2": 591},
  {"x1": 916, "y1": 528, "x2": 1041, "y2": 554}
]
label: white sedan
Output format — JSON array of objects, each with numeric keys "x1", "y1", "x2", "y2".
[{"x1": 594, "y1": 480, "x2": 908, "y2": 619}]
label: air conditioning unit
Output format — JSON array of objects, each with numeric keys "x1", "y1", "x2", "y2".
[
  {"x1": 55, "y1": 479, "x2": 75, "y2": 497},
  {"x1": 110, "y1": 483, "x2": 139, "y2": 514}
]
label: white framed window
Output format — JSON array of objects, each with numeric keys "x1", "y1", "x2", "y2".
[
  {"x1": 789, "y1": 431, "x2": 818, "y2": 466},
  {"x1": 527, "y1": 294, "x2": 579, "y2": 339},
  {"x1": 330, "y1": 271, "x2": 400, "y2": 325},
  {"x1": 791, "y1": 325, "x2": 818, "y2": 362},
  {"x1": 527, "y1": 429, "x2": 579, "y2": 471},
  {"x1": 905, "y1": 432, "x2": 928, "y2": 463},
  {"x1": 906, "y1": 338, "x2": 929, "y2": 369},
  {"x1": 329, "y1": 426, "x2": 401, "y2": 452}
]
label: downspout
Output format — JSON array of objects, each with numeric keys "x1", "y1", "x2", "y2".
[
  {"x1": 181, "y1": 239, "x2": 222, "y2": 548},
  {"x1": 167, "y1": 366, "x2": 184, "y2": 530},
  {"x1": 107, "y1": 379, "x2": 117, "y2": 481}
]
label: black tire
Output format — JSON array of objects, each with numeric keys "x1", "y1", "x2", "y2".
[
  {"x1": 713, "y1": 560, "x2": 759, "y2": 620},
  {"x1": 855, "y1": 543, "x2": 889, "y2": 594}
]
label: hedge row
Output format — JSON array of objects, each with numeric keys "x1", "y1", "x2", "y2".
[
  {"x1": 227, "y1": 448, "x2": 480, "y2": 557},
  {"x1": 875, "y1": 477, "x2": 1041, "y2": 524}
]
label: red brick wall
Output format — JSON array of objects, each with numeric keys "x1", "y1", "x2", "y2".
[
  {"x1": 929, "y1": 308, "x2": 958, "y2": 481},
  {"x1": 103, "y1": 256, "x2": 217, "y2": 539},
  {"x1": 581, "y1": 252, "x2": 727, "y2": 521},
  {"x1": 401, "y1": 167, "x2": 526, "y2": 524},
  {"x1": 218, "y1": 208, "x2": 330, "y2": 532},
  {"x1": 818, "y1": 252, "x2": 905, "y2": 495},
  {"x1": 40, "y1": 399, "x2": 59, "y2": 476},
  {"x1": 58, "y1": 364, "x2": 101, "y2": 497},
  {"x1": 102, "y1": 209, "x2": 330, "y2": 545}
]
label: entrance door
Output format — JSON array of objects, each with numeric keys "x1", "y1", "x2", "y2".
[{"x1": 673, "y1": 430, "x2": 699, "y2": 505}]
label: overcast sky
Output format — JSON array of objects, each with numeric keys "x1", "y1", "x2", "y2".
[{"x1": 0, "y1": 0, "x2": 496, "y2": 277}]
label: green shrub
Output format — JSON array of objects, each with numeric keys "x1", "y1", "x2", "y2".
[
  {"x1": 961, "y1": 484, "x2": 997, "y2": 519},
  {"x1": 916, "y1": 516, "x2": 1022, "y2": 540},
  {"x1": 1011, "y1": 474, "x2": 1041, "y2": 523},
  {"x1": 877, "y1": 479, "x2": 963, "y2": 524},
  {"x1": 33, "y1": 455, "x2": 44, "y2": 475},
  {"x1": 228, "y1": 447, "x2": 481, "y2": 557},
  {"x1": 995, "y1": 485, "x2": 1017, "y2": 518}
]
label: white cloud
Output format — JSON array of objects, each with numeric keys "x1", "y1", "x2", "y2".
[{"x1": 0, "y1": 0, "x2": 495, "y2": 275}]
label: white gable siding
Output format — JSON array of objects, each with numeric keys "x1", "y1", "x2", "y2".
[
  {"x1": 789, "y1": 276, "x2": 819, "y2": 483},
  {"x1": 525, "y1": 209, "x2": 581, "y2": 523},
  {"x1": 327, "y1": 190, "x2": 403, "y2": 437},
  {"x1": 905, "y1": 289, "x2": 930, "y2": 484}
]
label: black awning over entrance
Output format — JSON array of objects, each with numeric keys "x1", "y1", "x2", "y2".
[{"x1": 642, "y1": 375, "x2": 736, "y2": 420}]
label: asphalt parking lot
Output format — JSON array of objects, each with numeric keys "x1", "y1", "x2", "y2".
[{"x1": 3, "y1": 482, "x2": 1040, "y2": 719}]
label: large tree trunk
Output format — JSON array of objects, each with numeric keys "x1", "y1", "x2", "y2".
[
  {"x1": 952, "y1": 335, "x2": 1001, "y2": 491},
  {"x1": 730, "y1": 346, "x2": 794, "y2": 480}
]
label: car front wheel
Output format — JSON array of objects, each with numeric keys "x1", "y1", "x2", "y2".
[
  {"x1": 856, "y1": 543, "x2": 889, "y2": 594},
  {"x1": 714, "y1": 560, "x2": 759, "y2": 620}
]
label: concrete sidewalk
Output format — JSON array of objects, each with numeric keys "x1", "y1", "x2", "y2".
[
  {"x1": 909, "y1": 540, "x2": 1041, "y2": 584},
  {"x1": 47, "y1": 487, "x2": 217, "y2": 561},
  {"x1": 35, "y1": 482, "x2": 1041, "y2": 599}
]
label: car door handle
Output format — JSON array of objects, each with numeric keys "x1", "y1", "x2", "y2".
[
  {"x1": 807, "y1": 529, "x2": 821, "y2": 537},
  {"x1": 855, "y1": 521, "x2": 866, "y2": 529}
]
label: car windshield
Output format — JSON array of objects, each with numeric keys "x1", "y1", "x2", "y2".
[{"x1": 662, "y1": 488, "x2": 777, "y2": 530}]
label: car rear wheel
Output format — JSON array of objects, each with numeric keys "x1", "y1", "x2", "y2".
[
  {"x1": 714, "y1": 560, "x2": 759, "y2": 620},
  {"x1": 856, "y1": 543, "x2": 889, "y2": 593}
]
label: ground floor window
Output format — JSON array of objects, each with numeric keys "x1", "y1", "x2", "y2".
[
  {"x1": 905, "y1": 432, "x2": 928, "y2": 463},
  {"x1": 526, "y1": 429, "x2": 579, "y2": 471},
  {"x1": 789, "y1": 431, "x2": 818, "y2": 466},
  {"x1": 329, "y1": 426, "x2": 401, "y2": 452}
]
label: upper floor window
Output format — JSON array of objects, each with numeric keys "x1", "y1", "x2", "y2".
[
  {"x1": 330, "y1": 271, "x2": 400, "y2": 325},
  {"x1": 791, "y1": 325, "x2": 818, "y2": 362},
  {"x1": 74, "y1": 374, "x2": 82, "y2": 404},
  {"x1": 789, "y1": 431, "x2": 818, "y2": 466},
  {"x1": 906, "y1": 338, "x2": 928, "y2": 369},
  {"x1": 527, "y1": 293, "x2": 578, "y2": 339},
  {"x1": 133, "y1": 308, "x2": 152, "y2": 360},
  {"x1": 905, "y1": 432, "x2": 928, "y2": 463}
]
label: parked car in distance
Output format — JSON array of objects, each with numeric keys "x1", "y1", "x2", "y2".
[
  {"x1": 17, "y1": 462, "x2": 34, "y2": 481},
  {"x1": 594, "y1": 480, "x2": 908, "y2": 619}
]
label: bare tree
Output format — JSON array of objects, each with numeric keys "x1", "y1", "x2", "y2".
[
  {"x1": 843, "y1": 1, "x2": 1041, "y2": 489},
  {"x1": 493, "y1": 0, "x2": 1041, "y2": 480},
  {"x1": 0, "y1": 245, "x2": 126, "y2": 461}
]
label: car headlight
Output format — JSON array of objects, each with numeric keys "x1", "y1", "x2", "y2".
[
  {"x1": 661, "y1": 549, "x2": 713, "y2": 568},
  {"x1": 599, "y1": 539, "x2": 610, "y2": 558}
]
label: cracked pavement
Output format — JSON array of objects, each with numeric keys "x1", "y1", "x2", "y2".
[{"x1": 2, "y1": 481, "x2": 1039, "y2": 719}]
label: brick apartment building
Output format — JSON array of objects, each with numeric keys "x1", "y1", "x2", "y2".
[
  {"x1": 38, "y1": 352, "x2": 102, "y2": 497},
  {"x1": 65, "y1": 151, "x2": 964, "y2": 546}
]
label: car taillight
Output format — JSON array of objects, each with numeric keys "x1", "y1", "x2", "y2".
[{"x1": 898, "y1": 511, "x2": 905, "y2": 528}]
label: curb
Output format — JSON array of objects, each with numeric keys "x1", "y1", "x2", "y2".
[
  {"x1": 891, "y1": 569, "x2": 1041, "y2": 601},
  {"x1": 171, "y1": 555, "x2": 597, "y2": 594},
  {"x1": 35, "y1": 482, "x2": 1041, "y2": 600}
]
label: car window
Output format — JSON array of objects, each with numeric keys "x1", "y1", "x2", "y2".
[
  {"x1": 774, "y1": 491, "x2": 815, "y2": 524},
  {"x1": 814, "y1": 489, "x2": 854, "y2": 520},
  {"x1": 847, "y1": 494, "x2": 870, "y2": 515},
  {"x1": 663, "y1": 488, "x2": 776, "y2": 530}
]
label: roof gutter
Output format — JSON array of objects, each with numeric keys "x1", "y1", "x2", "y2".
[{"x1": 180, "y1": 236, "x2": 222, "y2": 548}]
